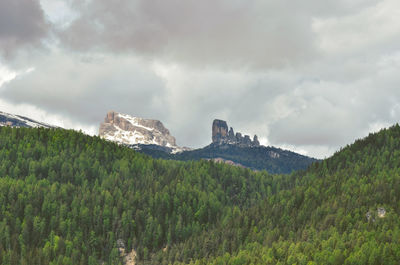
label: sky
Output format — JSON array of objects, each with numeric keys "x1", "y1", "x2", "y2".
[{"x1": 1, "y1": 0, "x2": 400, "y2": 158}]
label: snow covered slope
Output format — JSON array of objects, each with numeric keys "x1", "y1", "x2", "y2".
[
  {"x1": 0, "y1": 111, "x2": 56, "y2": 128},
  {"x1": 99, "y1": 111, "x2": 188, "y2": 153}
]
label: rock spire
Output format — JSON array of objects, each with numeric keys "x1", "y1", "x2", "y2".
[{"x1": 212, "y1": 119, "x2": 260, "y2": 147}]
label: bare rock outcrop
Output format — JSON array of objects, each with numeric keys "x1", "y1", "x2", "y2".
[
  {"x1": 99, "y1": 111, "x2": 177, "y2": 147},
  {"x1": 212, "y1": 119, "x2": 229, "y2": 143},
  {"x1": 117, "y1": 239, "x2": 136, "y2": 265},
  {"x1": 212, "y1": 119, "x2": 260, "y2": 147}
]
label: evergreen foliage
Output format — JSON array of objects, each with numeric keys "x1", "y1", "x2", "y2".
[
  {"x1": 154, "y1": 124, "x2": 400, "y2": 264},
  {"x1": 140, "y1": 143, "x2": 317, "y2": 174},
  {"x1": 0, "y1": 127, "x2": 276, "y2": 264},
  {"x1": 2, "y1": 124, "x2": 400, "y2": 264}
]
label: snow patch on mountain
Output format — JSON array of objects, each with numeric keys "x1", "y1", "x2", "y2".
[
  {"x1": 99, "y1": 111, "x2": 189, "y2": 153},
  {"x1": 0, "y1": 111, "x2": 56, "y2": 128}
]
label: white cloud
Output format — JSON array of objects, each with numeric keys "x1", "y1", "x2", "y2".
[
  {"x1": 1, "y1": 51, "x2": 168, "y2": 132},
  {"x1": 0, "y1": 64, "x2": 17, "y2": 87},
  {"x1": 313, "y1": 0, "x2": 400, "y2": 55},
  {"x1": 0, "y1": 98, "x2": 97, "y2": 135},
  {"x1": 40, "y1": 0, "x2": 78, "y2": 27}
]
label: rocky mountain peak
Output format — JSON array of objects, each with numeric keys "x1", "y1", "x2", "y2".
[
  {"x1": 99, "y1": 111, "x2": 177, "y2": 147},
  {"x1": 212, "y1": 119, "x2": 260, "y2": 147}
]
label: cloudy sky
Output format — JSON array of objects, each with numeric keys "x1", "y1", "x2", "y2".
[{"x1": 1, "y1": 0, "x2": 400, "y2": 158}]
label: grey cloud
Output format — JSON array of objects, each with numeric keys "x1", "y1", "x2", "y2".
[
  {"x1": 0, "y1": 0, "x2": 49, "y2": 57},
  {"x1": 157, "y1": 68, "x2": 299, "y2": 147},
  {"x1": 59, "y1": 0, "x2": 321, "y2": 68},
  {"x1": 59, "y1": 0, "x2": 384, "y2": 69},
  {"x1": 1, "y1": 52, "x2": 168, "y2": 128},
  {"x1": 268, "y1": 70, "x2": 400, "y2": 153}
]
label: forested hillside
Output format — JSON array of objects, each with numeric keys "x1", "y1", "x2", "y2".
[
  {"x1": 0, "y1": 127, "x2": 285, "y2": 265},
  {"x1": 2, "y1": 125, "x2": 400, "y2": 265},
  {"x1": 138, "y1": 143, "x2": 317, "y2": 174},
  {"x1": 152, "y1": 124, "x2": 400, "y2": 265}
]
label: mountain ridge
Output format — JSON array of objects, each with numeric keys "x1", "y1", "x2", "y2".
[
  {"x1": 0, "y1": 109, "x2": 317, "y2": 173},
  {"x1": 0, "y1": 110, "x2": 56, "y2": 129},
  {"x1": 141, "y1": 142, "x2": 317, "y2": 174}
]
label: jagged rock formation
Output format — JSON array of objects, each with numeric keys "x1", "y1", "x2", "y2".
[
  {"x1": 0, "y1": 111, "x2": 56, "y2": 128},
  {"x1": 212, "y1": 119, "x2": 260, "y2": 147},
  {"x1": 99, "y1": 111, "x2": 180, "y2": 149},
  {"x1": 100, "y1": 115, "x2": 317, "y2": 174}
]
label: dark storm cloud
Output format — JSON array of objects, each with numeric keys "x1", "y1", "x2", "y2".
[{"x1": 0, "y1": 0, "x2": 49, "y2": 57}]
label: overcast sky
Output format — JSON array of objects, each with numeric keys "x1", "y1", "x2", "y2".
[{"x1": 1, "y1": 0, "x2": 400, "y2": 158}]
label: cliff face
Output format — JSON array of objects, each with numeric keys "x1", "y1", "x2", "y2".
[
  {"x1": 99, "y1": 111, "x2": 177, "y2": 147},
  {"x1": 212, "y1": 120, "x2": 229, "y2": 143},
  {"x1": 211, "y1": 119, "x2": 260, "y2": 147}
]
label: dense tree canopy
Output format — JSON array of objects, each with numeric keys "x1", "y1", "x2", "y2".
[
  {"x1": 0, "y1": 127, "x2": 278, "y2": 264},
  {"x1": 155, "y1": 124, "x2": 400, "y2": 264},
  {"x1": 1, "y1": 124, "x2": 400, "y2": 264},
  {"x1": 139, "y1": 142, "x2": 317, "y2": 174}
]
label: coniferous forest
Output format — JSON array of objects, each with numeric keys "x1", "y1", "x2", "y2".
[{"x1": 1, "y1": 125, "x2": 400, "y2": 264}]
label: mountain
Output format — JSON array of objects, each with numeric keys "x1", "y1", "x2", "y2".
[
  {"x1": 2, "y1": 123, "x2": 400, "y2": 264},
  {"x1": 179, "y1": 143, "x2": 316, "y2": 173},
  {"x1": 99, "y1": 111, "x2": 188, "y2": 153},
  {"x1": 142, "y1": 142, "x2": 317, "y2": 174},
  {"x1": 147, "y1": 124, "x2": 400, "y2": 265},
  {"x1": 139, "y1": 119, "x2": 317, "y2": 174},
  {"x1": 0, "y1": 110, "x2": 56, "y2": 128},
  {"x1": 0, "y1": 109, "x2": 316, "y2": 173},
  {"x1": 99, "y1": 110, "x2": 177, "y2": 146},
  {"x1": 98, "y1": 112, "x2": 316, "y2": 173}
]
